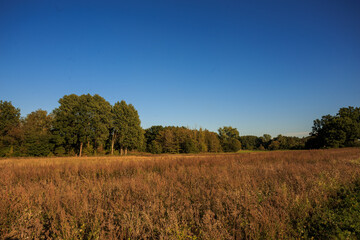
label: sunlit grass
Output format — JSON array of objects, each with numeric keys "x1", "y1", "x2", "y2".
[{"x1": 1, "y1": 148, "x2": 360, "y2": 239}]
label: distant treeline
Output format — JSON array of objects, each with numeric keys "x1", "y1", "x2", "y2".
[{"x1": 0, "y1": 94, "x2": 359, "y2": 157}]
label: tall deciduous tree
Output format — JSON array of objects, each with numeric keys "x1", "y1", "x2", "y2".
[
  {"x1": 22, "y1": 109, "x2": 53, "y2": 156},
  {"x1": 157, "y1": 127, "x2": 179, "y2": 153},
  {"x1": 240, "y1": 135, "x2": 260, "y2": 150},
  {"x1": 218, "y1": 126, "x2": 241, "y2": 152},
  {"x1": 52, "y1": 94, "x2": 112, "y2": 157},
  {"x1": 308, "y1": 106, "x2": 360, "y2": 148},
  {"x1": 0, "y1": 100, "x2": 20, "y2": 136},
  {"x1": 204, "y1": 130, "x2": 221, "y2": 152},
  {"x1": 111, "y1": 100, "x2": 143, "y2": 155},
  {"x1": 0, "y1": 100, "x2": 21, "y2": 156},
  {"x1": 197, "y1": 128, "x2": 208, "y2": 152},
  {"x1": 89, "y1": 94, "x2": 113, "y2": 153},
  {"x1": 145, "y1": 125, "x2": 164, "y2": 153},
  {"x1": 146, "y1": 126, "x2": 222, "y2": 154}
]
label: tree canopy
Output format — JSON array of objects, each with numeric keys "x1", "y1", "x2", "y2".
[
  {"x1": 218, "y1": 126, "x2": 241, "y2": 152},
  {"x1": 111, "y1": 100, "x2": 143, "y2": 155},
  {"x1": 22, "y1": 110, "x2": 53, "y2": 156},
  {"x1": 307, "y1": 106, "x2": 360, "y2": 148},
  {"x1": 0, "y1": 101, "x2": 21, "y2": 156},
  {"x1": 0, "y1": 96, "x2": 357, "y2": 157},
  {"x1": 52, "y1": 94, "x2": 112, "y2": 156}
]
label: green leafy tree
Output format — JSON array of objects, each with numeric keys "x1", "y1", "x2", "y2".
[
  {"x1": 144, "y1": 125, "x2": 164, "y2": 153},
  {"x1": 22, "y1": 110, "x2": 53, "y2": 156},
  {"x1": 267, "y1": 135, "x2": 305, "y2": 150},
  {"x1": 0, "y1": 100, "x2": 22, "y2": 156},
  {"x1": 145, "y1": 126, "x2": 222, "y2": 154},
  {"x1": 240, "y1": 135, "x2": 260, "y2": 150},
  {"x1": 260, "y1": 134, "x2": 272, "y2": 149},
  {"x1": 218, "y1": 126, "x2": 241, "y2": 152},
  {"x1": 182, "y1": 137, "x2": 199, "y2": 153},
  {"x1": 308, "y1": 107, "x2": 360, "y2": 148},
  {"x1": 147, "y1": 140, "x2": 163, "y2": 154},
  {"x1": 156, "y1": 127, "x2": 179, "y2": 153},
  {"x1": 262, "y1": 134, "x2": 272, "y2": 143},
  {"x1": 52, "y1": 94, "x2": 78, "y2": 154},
  {"x1": 197, "y1": 128, "x2": 208, "y2": 152},
  {"x1": 52, "y1": 94, "x2": 112, "y2": 157},
  {"x1": 89, "y1": 94, "x2": 113, "y2": 154},
  {"x1": 218, "y1": 126, "x2": 240, "y2": 139},
  {"x1": 111, "y1": 100, "x2": 143, "y2": 155},
  {"x1": 337, "y1": 106, "x2": 360, "y2": 146},
  {"x1": 268, "y1": 140, "x2": 280, "y2": 150},
  {"x1": 204, "y1": 130, "x2": 221, "y2": 152}
]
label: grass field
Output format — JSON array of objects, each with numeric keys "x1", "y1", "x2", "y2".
[{"x1": 1, "y1": 148, "x2": 360, "y2": 239}]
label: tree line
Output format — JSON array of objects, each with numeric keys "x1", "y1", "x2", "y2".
[
  {"x1": 306, "y1": 106, "x2": 360, "y2": 148},
  {"x1": 0, "y1": 94, "x2": 359, "y2": 157}
]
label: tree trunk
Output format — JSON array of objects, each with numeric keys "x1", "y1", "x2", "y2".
[
  {"x1": 111, "y1": 134, "x2": 115, "y2": 155},
  {"x1": 120, "y1": 148, "x2": 124, "y2": 156},
  {"x1": 79, "y1": 142, "x2": 83, "y2": 157},
  {"x1": 125, "y1": 147, "x2": 128, "y2": 155}
]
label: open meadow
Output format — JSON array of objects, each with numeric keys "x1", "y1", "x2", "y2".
[{"x1": 1, "y1": 148, "x2": 360, "y2": 239}]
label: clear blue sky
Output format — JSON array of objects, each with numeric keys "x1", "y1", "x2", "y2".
[{"x1": 1, "y1": 0, "x2": 359, "y2": 137}]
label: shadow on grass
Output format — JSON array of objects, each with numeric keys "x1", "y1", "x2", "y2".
[{"x1": 304, "y1": 180, "x2": 360, "y2": 239}]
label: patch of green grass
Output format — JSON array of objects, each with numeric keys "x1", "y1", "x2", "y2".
[{"x1": 305, "y1": 180, "x2": 360, "y2": 239}]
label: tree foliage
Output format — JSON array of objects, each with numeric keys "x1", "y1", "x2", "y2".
[
  {"x1": 145, "y1": 125, "x2": 164, "y2": 153},
  {"x1": 144, "y1": 126, "x2": 222, "y2": 154},
  {"x1": 0, "y1": 97, "x2": 357, "y2": 156},
  {"x1": 52, "y1": 94, "x2": 112, "y2": 156},
  {"x1": 218, "y1": 126, "x2": 241, "y2": 152},
  {"x1": 307, "y1": 106, "x2": 360, "y2": 148},
  {"x1": 268, "y1": 135, "x2": 306, "y2": 150},
  {"x1": 0, "y1": 101, "x2": 21, "y2": 156},
  {"x1": 22, "y1": 109, "x2": 53, "y2": 156},
  {"x1": 239, "y1": 134, "x2": 272, "y2": 150},
  {"x1": 111, "y1": 100, "x2": 143, "y2": 155}
]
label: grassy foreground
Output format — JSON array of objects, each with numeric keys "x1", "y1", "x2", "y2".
[{"x1": 1, "y1": 149, "x2": 360, "y2": 239}]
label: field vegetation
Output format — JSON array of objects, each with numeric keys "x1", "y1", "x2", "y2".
[{"x1": 1, "y1": 148, "x2": 360, "y2": 239}]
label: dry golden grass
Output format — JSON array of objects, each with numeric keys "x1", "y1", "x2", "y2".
[{"x1": 1, "y1": 148, "x2": 360, "y2": 239}]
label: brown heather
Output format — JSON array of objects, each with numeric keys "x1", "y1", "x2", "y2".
[{"x1": 1, "y1": 148, "x2": 360, "y2": 239}]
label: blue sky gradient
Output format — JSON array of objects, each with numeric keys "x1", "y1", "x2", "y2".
[{"x1": 1, "y1": 0, "x2": 359, "y2": 137}]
